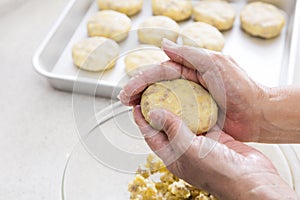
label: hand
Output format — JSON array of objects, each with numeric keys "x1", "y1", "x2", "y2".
[
  {"x1": 120, "y1": 39, "x2": 266, "y2": 142},
  {"x1": 132, "y1": 106, "x2": 297, "y2": 200}
]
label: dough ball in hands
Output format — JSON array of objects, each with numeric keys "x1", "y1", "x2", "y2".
[
  {"x1": 87, "y1": 10, "x2": 131, "y2": 42},
  {"x1": 124, "y1": 49, "x2": 169, "y2": 77},
  {"x1": 193, "y1": 0, "x2": 236, "y2": 31},
  {"x1": 181, "y1": 22, "x2": 225, "y2": 51},
  {"x1": 97, "y1": 0, "x2": 143, "y2": 16},
  {"x1": 138, "y1": 16, "x2": 180, "y2": 47},
  {"x1": 240, "y1": 2, "x2": 285, "y2": 39},
  {"x1": 140, "y1": 79, "x2": 218, "y2": 135},
  {"x1": 72, "y1": 37, "x2": 119, "y2": 72},
  {"x1": 152, "y1": 0, "x2": 192, "y2": 22}
]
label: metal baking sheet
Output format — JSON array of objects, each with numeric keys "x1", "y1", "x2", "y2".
[{"x1": 33, "y1": 0, "x2": 300, "y2": 99}]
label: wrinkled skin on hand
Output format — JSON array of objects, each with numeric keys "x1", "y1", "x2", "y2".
[
  {"x1": 120, "y1": 39, "x2": 267, "y2": 142},
  {"x1": 131, "y1": 106, "x2": 297, "y2": 200},
  {"x1": 119, "y1": 40, "x2": 298, "y2": 199}
]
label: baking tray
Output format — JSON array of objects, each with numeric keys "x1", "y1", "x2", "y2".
[
  {"x1": 290, "y1": 22, "x2": 300, "y2": 85},
  {"x1": 61, "y1": 101, "x2": 300, "y2": 199},
  {"x1": 33, "y1": 0, "x2": 300, "y2": 99}
]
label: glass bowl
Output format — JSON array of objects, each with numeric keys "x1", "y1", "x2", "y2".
[{"x1": 62, "y1": 102, "x2": 300, "y2": 199}]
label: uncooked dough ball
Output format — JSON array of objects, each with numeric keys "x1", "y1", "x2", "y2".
[
  {"x1": 124, "y1": 49, "x2": 169, "y2": 77},
  {"x1": 181, "y1": 22, "x2": 225, "y2": 51},
  {"x1": 193, "y1": 0, "x2": 236, "y2": 31},
  {"x1": 152, "y1": 0, "x2": 192, "y2": 21},
  {"x1": 141, "y1": 79, "x2": 218, "y2": 134},
  {"x1": 72, "y1": 37, "x2": 119, "y2": 72},
  {"x1": 97, "y1": 0, "x2": 143, "y2": 16},
  {"x1": 87, "y1": 10, "x2": 131, "y2": 42},
  {"x1": 138, "y1": 16, "x2": 180, "y2": 47},
  {"x1": 240, "y1": 2, "x2": 285, "y2": 39}
]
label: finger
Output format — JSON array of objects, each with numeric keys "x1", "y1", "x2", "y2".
[
  {"x1": 218, "y1": 133, "x2": 260, "y2": 157},
  {"x1": 205, "y1": 125, "x2": 222, "y2": 141},
  {"x1": 197, "y1": 72, "x2": 208, "y2": 89},
  {"x1": 161, "y1": 61, "x2": 199, "y2": 83},
  {"x1": 206, "y1": 128, "x2": 261, "y2": 158},
  {"x1": 162, "y1": 38, "x2": 220, "y2": 74},
  {"x1": 148, "y1": 109, "x2": 195, "y2": 156},
  {"x1": 120, "y1": 64, "x2": 182, "y2": 106},
  {"x1": 132, "y1": 106, "x2": 174, "y2": 160},
  {"x1": 133, "y1": 106, "x2": 168, "y2": 144},
  {"x1": 120, "y1": 62, "x2": 199, "y2": 106},
  {"x1": 119, "y1": 90, "x2": 141, "y2": 106},
  {"x1": 162, "y1": 39, "x2": 243, "y2": 111}
]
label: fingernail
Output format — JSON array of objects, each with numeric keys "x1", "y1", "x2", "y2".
[
  {"x1": 118, "y1": 90, "x2": 130, "y2": 104},
  {"x1": 117, "y1": 90, "x2": 123, "y2": 100},
  {"x1": 119, "y1": 89, "x2": 128, "y2": 97},
  {"x1": 149, "y1": 109, "x2": 165, "y2": 130},
  {"x1": 162, "y1": 38, "x2": 176, "y2": 48},
  {"x1": 117, "y1": 90, "x2": 122, "y2": 100}
]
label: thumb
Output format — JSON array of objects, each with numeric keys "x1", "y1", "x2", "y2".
[
  {"x1": 148, "y1": 109, "x2": 195, "y2": 156},
  {"x1": 162, "y1": 39, "x2": 227, "y2": 111}
]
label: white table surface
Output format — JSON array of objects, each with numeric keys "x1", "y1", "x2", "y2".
[
  {"x1": 0, "y1": 0, "x2": 299, "y2": 200},
  {"x1": 0, "y1": 0, "x2": 109, "y2": 199}
]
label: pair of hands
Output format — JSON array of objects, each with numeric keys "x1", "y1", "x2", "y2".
[{"x1": 120, "y1": 39, "x2": 298, "y2": 199}]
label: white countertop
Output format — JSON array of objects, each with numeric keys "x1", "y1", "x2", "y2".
[
  {"x1": 0, "y1": 0, "x2": 299, "y2": 199},
  {"x1": 0, "y1": 0, "x2": 108, "y2": 199}
]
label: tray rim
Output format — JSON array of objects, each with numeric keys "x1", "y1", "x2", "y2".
[
  {"x1": 287, "y1": 0, "x2": 300, "y2": 84},
  {"x1": 32, "y1": 0, "x2": 300, "y2": 98},
  {"x1": 33, "y1": 0, "x2": 76, "y2": 82},
  {"x1": 32, "y1": 0, "x2": 123, "y2": 98}
]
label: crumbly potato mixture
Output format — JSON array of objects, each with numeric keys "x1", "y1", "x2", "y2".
[{"x1": 128, "y1": 154, "x2": 217, "y2": 200}]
